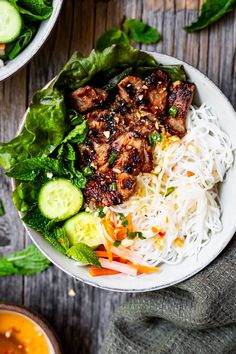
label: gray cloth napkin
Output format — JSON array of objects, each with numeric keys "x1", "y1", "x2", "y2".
[{"x1": 103, "y1": 237, "x2": 236, "y2": 354}]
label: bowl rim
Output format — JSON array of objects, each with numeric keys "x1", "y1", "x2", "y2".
[
  {"x1": 0, "y1": 303, "x2": 63, "y2": 353},
  {"x1": 0, "y1": 0, "x2": 63, "y2": 82},
  {"x1": 12, "y1": 51, "x2": 236, "y2": 292}
]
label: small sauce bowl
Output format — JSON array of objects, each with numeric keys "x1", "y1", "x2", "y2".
[{"x1": 0, "y1": 304, "x2": 62, "y2": 354}]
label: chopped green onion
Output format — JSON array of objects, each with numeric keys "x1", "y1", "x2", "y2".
[
  {"x1": 0, "y1": 199, "x2": 5, "y2": 217},
  {"x1": 118, "y1": 213, "x2": 129, "y2": 227},
  {"x1": 169, "y1": 105, "x2": 178, "y2": 117},
  {"x1": 127, "y1": 231, "x2": 144, "y2": 240},
  {"x1": 111, "y1": 182, "x2": 117, "y2": 191},
  {"x1": 148, "y1": 131, "x2": 162, "y2": 147},
  {"x1": 82, "y1": 166, "x2": 94, "y2": 177},
  {"x1": 113, "y1": 240, "x2": 121, "y2": 247},
  {"x1": 165, "y1": 187, "x2": 175, "y2": 197},
  {"x1": 97, "y1": 206, "x2": 106, "y2": 218},
  {"x1": 121, "y1": 219, "x2": 128, "y2": 227},
  {"x1": 108, "y1": 152, "x2": 117, "y2": 164},
  {"x1": 138, "y1": 233, "x2": 146, "y2": 240}
]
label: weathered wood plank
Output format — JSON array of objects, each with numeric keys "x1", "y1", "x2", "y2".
[
  {"x1": 0, "y1": 1, "x2": 235, "y2": 354},
  {"x1": 0, "y1": 68, "x2": 27, "y2": 302}
]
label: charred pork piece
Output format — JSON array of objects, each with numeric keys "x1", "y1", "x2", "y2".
[
  {"x1": 117, "y1": 76, "x2": 144, "y2": 103},
  {"x1": 86, "y1": 109, "x2": 124, "y2": 144},
  {"x1": 70, "y1": 86, "x2": 108, "y2": 113},
  {"x1": 144, "y1": 70, "x2": 170, "y2": 116},
  {"x1": 84, "y1": 133, "x2": 153, "y2": 206},
  {"x1": 85, "y1": 171, "x2": 136, "y2": 206},
  {"x1": 111, "y1": 132, "x2": 153, "y2": 174},
  {"x1": 165, "y1": 81, "x2": 195, "y2": 137}
]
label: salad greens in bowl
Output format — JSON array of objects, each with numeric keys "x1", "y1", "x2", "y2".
[
  {"x1": 0, "y1": 0, "x2": 63, "y2": 81},
  {"x1": 1, "y1": 45, "x2": 236, "y2": 292}
]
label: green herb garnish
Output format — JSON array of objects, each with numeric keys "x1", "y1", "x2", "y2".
[
  {"x1": 123, "y1": 19, "x2": 161, "y2": 44},
  {"x1": 0, "y1": 245, "x2": 50, "y2": 276},
  {"x1": 111, "y1": 182, "x2": 117, "y2": 191},
  {"x1": 113, "y1": 240, "x2": 121, "y2": 248},
  {"x1": 148, "y1": 131, "x2": 162, "y2": 147},
  {"x1": 66, "y1": 243, "x2": 101, "y2": 268},
  {"x1": 165, "y1": 187, "x2": 176, "y2": 197},
  {"x1": 169, "y1": 105, "x2": 178, "y2": 118},
  {"x1": 0, "y1": 199, "x2": 5, "y2": 217},
  {"x1": 108, "y1": 152, "x2": 117, "y2": 165},
  {"x1": 127, "y1": 231, "x2": 145, "y2": 240},
  {"x1": 96, "y1": 19, "x2": 160, "y2": 51},
  {"x1": 118, "y1": 213, "x2": 129, "y2": 227},
  {"x1": 82, "y1": 166, "x2": 94, "y2": 177},
  {"x1": 184, "y1": 0, "x2": 236, "y2": 32},
  {"x1": 97, "y1": 206, "x2": 106, "y2": 218}
]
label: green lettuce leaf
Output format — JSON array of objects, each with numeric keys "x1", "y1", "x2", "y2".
[
  {"x1": 9, "y1": 0, "x2": 53, "y2": 21},
  {"x1": 55, "y1": 45, "x2": 157, "y2": 91},
  {"x1": 62, "y1": 120, "x2": 88, "y2": 144},
  {"x1": 184, "y1": 0, "x2": 236, "y2": 32},
  {"x1": 0, "y1": 87, "x2": 67, "y2": 170},
  {"x1": 6, "y1": 24, "x2": 36, "y2": 60}
]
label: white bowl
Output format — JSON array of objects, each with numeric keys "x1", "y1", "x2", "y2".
[
  {"x1": 0, "y1": 0, "x2": 63, "y2": 82},
  {"x1": 16, "y1": 52, "x2": 236, "y2": 292}
]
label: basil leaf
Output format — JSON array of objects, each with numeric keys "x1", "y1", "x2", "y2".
[
  {"x1": 96, "y1": 28, "x2": 129, "y2": 51},
  {"x1": 0, "y1": 200, "x2": 5, "y2": 217},
  {"x1": 67, "y1": 243, "x2": 101, "y2": 268},
  {"x1": 184, "y1": 0, "x2": 236, "y2": 32},
  {"x1": 0, "y1": 245, "x2": 50, "y2": 276},
  {"x1": 123, "y1": 19, "x2": 161, "y2": 44}
]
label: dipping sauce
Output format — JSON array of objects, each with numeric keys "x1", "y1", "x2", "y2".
[{"x1": 0, "y1": 311, "x2": 49, "y2": 354}]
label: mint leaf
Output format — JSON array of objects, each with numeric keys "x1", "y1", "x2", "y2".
[
  {"x1": 123, "y1": 19, "x2": 160, "y2": 44},
  {"x1": 22, "y1": 208, "x2": 70, "y2": 255},
  {"x1": 6, "y1": 157, "x2": 66, "y2": 181},
  {"x1": 0, "y1": 199, "x2": 5, "y2": 216},
  {"x1": 0, "y1": 245, "x2": 50, "y2": 276},
  {"x1": 96, "y1": 28, "x2": 129, "y2": 51},
  {"x1": 57, "y1": 143, "x2": 76, "y2": 161},
  {"x1": 67, "y1": 243, "x2": 101, "y2": 267},
  {"x1": 184, "y1": 0, "x2": 236, "y2": 32}
]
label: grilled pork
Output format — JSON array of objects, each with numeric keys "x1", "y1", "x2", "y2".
[{"x1": 70, "y1": 70, "x2": 195, "y2": 206}]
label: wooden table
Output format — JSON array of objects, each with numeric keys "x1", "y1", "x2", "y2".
[{"x1": 0, "y1": 1, "x2": 235, "y2": 353}]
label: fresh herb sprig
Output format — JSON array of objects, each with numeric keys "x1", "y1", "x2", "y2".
[
  {"x1": 184, "y1": 0, "x2": 236, "y2": 32},
  {"x1": 0, "y1": 244, "x2": 50, "y2": 276},
  {"x1": 96, "y1": 18, "x2": 161, "y2": 51}
]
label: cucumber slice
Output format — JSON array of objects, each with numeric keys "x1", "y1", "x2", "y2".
[
  {"x1": 0, "y1": 1, "x2": 22, "y2": 43},
  {"x1": 38, "y1": 179, "x2": 83, "y2": 221},
  {"x1": 65, "y1": 212, "x2": 102, "y2": 248}
]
